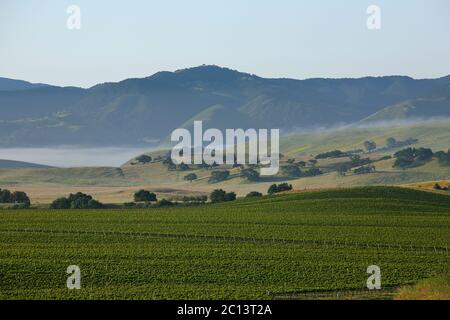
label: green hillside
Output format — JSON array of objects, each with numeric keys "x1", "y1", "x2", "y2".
[
  {"x1": 0, "y1": 186, "x2": 448, "y2": 299},
  {"x1": 361, "y1": 95, "x2": 450, "y2": 123},
  {"x1": 281, "y1": 119, "x2": 450, "y2": 156}
]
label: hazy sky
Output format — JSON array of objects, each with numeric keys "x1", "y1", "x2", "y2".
[{"x1": 1, "y1": 0, "x2": 449, "y2": 87}]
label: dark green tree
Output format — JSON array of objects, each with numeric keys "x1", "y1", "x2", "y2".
[
  {"x1": 435, "y1": 149, "x2": 450, "y2": 166},
  {"x1": 224, "y1": 192, "x2": 236, "y2": 202},
  {"x1": 51, "y1": 192, "x2": 103, "y2": 209},
  {"x1": 210, "y1": 189, "x2": 227, "y2": 203},
  {"x1": 209, "y1": 170, "x2": 230, "y2": 183},
  {"x1": 0, "y1": 189, "x2": 13, "y2": 203},
  {"x1": 363, "y1": 140, "x2": 377, "y2": 152},
  {"x1": 246, "y1": 191, "x2": 263, "y2": 198},
  {"x1": 12, "y1": 191, "x2": 30, "y2": 206},
  {"x1": 178, "y1": 163, "x2": 190, "y2": 171},
  {"x1": 241, "y1": 168, "x2": 260, "y2": 182},
  {"x1": 134, "y1": 190, "x2": 157, "y2": 202},
  {"x1": 50, "y1": 197, "x2": 71, "y2": 209},
  {"x1": 386, "y1": 137, "x2": 397, "y2": 148},
  {"x1": 297, "y1": 161, "x2": 306, "y2": 168},
  {"x1": 183, "y1": 173, "x2": 198, "y2": 182},
  {"x1": 156, "y1": 199, "x2": 174, "y2": 207},
  {"x1": 268, "y1": 183, "x2": 292, "y2": 195},
  {"x1": 135, "y1": 154, "x2": 152, "y2": 164},
  {"x1": 281, "y1": 165, "x2": 301, "y2": 177}
]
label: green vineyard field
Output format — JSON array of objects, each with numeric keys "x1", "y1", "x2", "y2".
[{"x1": 0, "y1": 186, "x2": 449, "y2": 299}]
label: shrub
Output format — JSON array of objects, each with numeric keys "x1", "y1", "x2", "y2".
[
  {"x1": 434, "y1": 149, "x2": 450, "y2": 166},
  {"x1": 364, "y1": 140, "x2": 377, "y2": 152},
  {"x1": 315, "y1": 150, "x2": 349, "y2": 159},
  {"x1": 183, "y1": 173, "x2": 198, "y2": 182},
  {"x1": 210, "y1": 189, "x2": 226, "y2": 203},
  {"x1": 71, "y1": 197, "x2": 103, "y2": 209},
  {"x1": 281, "y1": 165, "x2": 302, "y2": 177},
  {"x1": 353, "y1": 165, "x2": 376, "y2": 175},
  {"x1": 394, "y1": 147, "x2": 433, "y2": 168},
  {"x1": 386, "y1": 137, "x2": 418, "y2": 149},
  {"x1": 241, "y1": 168, "x2": 260, "y2": 182},
  {"x1": 209, "y1": 189, "x2": 236, "y2": 203},
  {"x1": 268, "y1": 183, "x2": 293, "y2": 195},
  {"x1": 0, "y1": 189, "x2": 13, "y2": 203},
  {"x1": 123, "y1": 202, "x2": 136, "y2": 208},
  {"x1": 386, "y1": 137, "x2": 397, "y2": 148},
  {"x1": 12, "y1": 191, "x2": 31, "y2": 206},
  {"x1": 303, "y1": 168, "x2": 322, "y2": 177},
  {"x1": 50, "y1": 192, "x2": 103, "y2": 209},
  {"x1": 209, "y1": 170, "x2": 230, "y2": 183},
  {"x1": 134, "y1": 154, "x2": 152, "y2": 164},
  {"x1": 87, "y1": 199, "x2": 103, "y2": 209},
  {"x1": 156, "y1": 199, "x2": 174, "y2": 207},
  {"x1": 134, "y1": 190, "x2": 157, "y2": 202},
  {"x1": 224, "y1": 192, "x2": 236, "y2": 202},
  {"x1": 297, "y1": 161, "x2": 306, "y2": 168},
  {"x1": 379, "y1": 155, "x2": 392, "y2": 161},
  {"x1": 50, "y1": 197, "x2": 71, "y2": 209},
  {"x1": 246, "y1": 191, "x2": 262, "y2": 198},
  {"x1": 350, "y1": 155, "x2": 373, "y2": 167},
  {"x1": 178, "y1": 163, "x2": 190, "y2": 171},
  {"x1": 182, "y1": 195, "x2": 207, "y2": 203}
]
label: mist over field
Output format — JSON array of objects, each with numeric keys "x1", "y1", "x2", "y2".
[
  {"x1": 284, "y1": 117, "x2": 450, "y2": 137},
  {"x1": 0, "y1": 147, "x2": 147, "y2": 167},
  {"x1": 1, "y1": 118, "x2": 449, "y2": 168}
]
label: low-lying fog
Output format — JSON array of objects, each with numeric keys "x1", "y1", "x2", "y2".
[
  {"x1": 284, "y1": 117, "x2": 450, "y2": 136},
  {"x1": 1, "y1": 118, "x2": 448, "y2": 168},
  {"x1": 0, "y1": 147, "x2": 149, "y2": 168}
]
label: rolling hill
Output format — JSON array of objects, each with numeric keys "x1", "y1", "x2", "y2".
[
  {"x1": 1, "y1": 120, "x2": 448, "y2": 204},
  {"x1": 0, "y1": 65, "x2": 449, "y2": 147},
  {"x1": 361, "y1": 87, "x2": 450, "y2": 123},
  {"x1": 0, "y1": 159, "x2": 53, "y2": 169}
]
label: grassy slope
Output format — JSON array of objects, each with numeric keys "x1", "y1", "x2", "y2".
[
  {"x1": 0, "y1": 187, "x2": 448, "y2": 299},
  {"x1": 281, "y1": 120, "x2": 450, "y2": 157},
  {"x1": 0, "y1": 120, "x2": 448, "y2": 204}
]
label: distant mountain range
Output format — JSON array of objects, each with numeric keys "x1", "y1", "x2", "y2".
[
  {"x1": 0, "y1": 77, "x2": 50, "y2": 91},
  {"x1": 0, "y1": 65, "x2": 449, "y2": 147}
]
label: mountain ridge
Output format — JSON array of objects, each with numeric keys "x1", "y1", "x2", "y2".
[
  {"x1": 0, "y1": 65, "x2": 449, "y2": 147},
  {"x1": 0, "y1": 77, "x2": 51, "y2": 91}
]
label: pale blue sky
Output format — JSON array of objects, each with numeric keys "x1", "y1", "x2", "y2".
[{"x1": 1, "y1": 0, "x2": 449, "y2": 87}]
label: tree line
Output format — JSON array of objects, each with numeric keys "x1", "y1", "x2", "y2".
[{"x1": 0, "y1": 188, "x2": 30, "y2": 207}]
